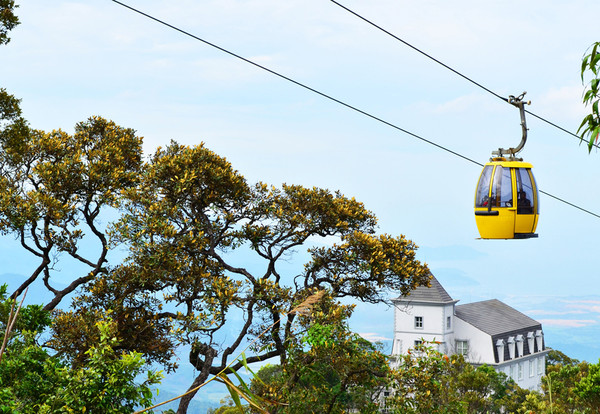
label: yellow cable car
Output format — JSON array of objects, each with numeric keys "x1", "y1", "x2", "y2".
[{"x1": 474, "y1": 93, "x2": 539, "y2": 239}]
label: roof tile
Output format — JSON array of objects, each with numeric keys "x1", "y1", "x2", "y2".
[{"x1": 455, "y1": 299, "x2": 541, "y2": 336}]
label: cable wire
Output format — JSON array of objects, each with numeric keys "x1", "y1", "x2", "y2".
[
  {"x1": 110, "y1": 0, "x2": 600, "y2": 219},
  {"x1": 110, "y1": 0, "x2": 481, "y2": 167},
  {"x1": 330, "y1": 0, "x2": 598, "y2": 150}
]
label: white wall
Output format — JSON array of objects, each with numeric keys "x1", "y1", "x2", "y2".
[
  {"x1": 498, "y1": 353, "x2": 546, "y2": 391},
  {"x1": 393, "y1": 300, "x2": 546, "y2": 391},
  {"x1": 393, "y1": 301, "x2": 455, "y2": 355},
  {"x1": 452, "y1": 317, "x2": 495, "y2": 364}
]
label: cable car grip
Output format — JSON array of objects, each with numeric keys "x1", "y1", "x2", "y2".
[{"x1": 491, "y1": 92, "x2": 531, "y2": 160}]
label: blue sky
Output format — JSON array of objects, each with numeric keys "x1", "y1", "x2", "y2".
[{"x1": 2, "y1": 0, "x2": 600, "y2": 405}]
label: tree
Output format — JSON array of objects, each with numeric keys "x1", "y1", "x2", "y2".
[
  {"x1": 0, "y1": 286, "x2": 162, "y2": 413},
  {"x1": 249, "y1": 295, "x2": 390, "y2": 414},
  {"x1": 0, "y1": 1, "x2": 19, "y2": 46},
  {"x1": 574, "y1": 359, "x2": 600, "y2": 411},
  {"x1": 52, "y1": 141, "x2": 430, "y2": 413},
  {"x1": 39, "y1": 318, "x2": 162, "y2": 414},
  {"x1": 387, "y1": 342, "x2": 466, "y2": 413},
  {"x1": 542, "y1": 351, "x2": 589, "y2": 414},
  {"x1": 512, "y1": 348, "x2": 600, "y2": 414},
  {"x1": 207, "y1": 397, "x2": 247, "y2": 414},
  {"x1": 546, "y1": 348, "x2": 580, "y2": 367},
  {"x1": 579, "y1": 41, "x2": 600, "y2": 152},
  {"x1": 386, "y1": 342, "x2": 525, "y2": 414},
  {"x1": 0, "y1": 116, "x2": 144, "y2": 310}
]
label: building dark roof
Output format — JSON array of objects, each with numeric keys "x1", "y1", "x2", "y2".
[
  {"x1": 455, "y1": 299, "x2": 541, "y2": 336},
  {"x1": 395, "y1": 276, "x2": 455, "y2": 304}
]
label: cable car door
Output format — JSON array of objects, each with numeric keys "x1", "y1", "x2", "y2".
[
  {"x1": 474, "y1": 165, "x2": 515, "y2": 239},
  {"x1": 513, "y1": 167, "x2": 538, "y2": 235},
  {"x1": 491, "y1": 166, "x2": 516, "y2": 238}
]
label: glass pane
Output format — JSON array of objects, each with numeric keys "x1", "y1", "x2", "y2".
[
  {"x1": 491, "y1": 166, "x2": 513, "y2": 207},
  {"x1": 531, "y1": 170, "x2": 540, "y2": 213},
  {"x1": 515, "y1": 168, "x2": 535, "y2": 214},
  {"x1": 475, "y1": 166, "x2": 493, "y2": 207}
]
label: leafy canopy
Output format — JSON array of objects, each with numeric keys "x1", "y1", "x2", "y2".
[
  {"x1": 579, "y1": 42, "x2": 600, "y2": 152},
  {"x1": 51, "y1": 140, "x2": 430, "y2": 413}
]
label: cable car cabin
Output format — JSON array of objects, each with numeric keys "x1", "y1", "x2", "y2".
[{"x1": 474, "y1": 158, "x2": 539, "y2": 239}]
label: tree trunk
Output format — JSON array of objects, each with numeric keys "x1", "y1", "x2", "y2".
[{"x1": 176, "y1": 344, "x2": 217, "y2": 414}]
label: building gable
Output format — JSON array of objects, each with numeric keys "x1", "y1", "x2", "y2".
[{"x1": 394, "y1": 275, "x2": 455, "y2": 304}]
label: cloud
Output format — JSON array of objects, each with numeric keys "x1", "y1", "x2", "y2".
[
  {"x1": 537, "y1": 319, "x2": 597, "y2": 328},
  {"x1": 527, "y1": 309, "x2": 587, "y2": 316},
  {"x1": 568, "y1": 303, "x2": 600, "y2": 314},
  {"x1": 359, "y1": 332, "x2": 391, "y2": 342},
  {"x1": 536, "y1": 85, "x2": 588, "y2": 123},
  {"x1": 430, "y1": 93, "x2": 491, "y2": 115}
]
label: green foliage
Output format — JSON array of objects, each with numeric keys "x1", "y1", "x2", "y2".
[
  {"x1": 0, "y1": 114, "x2": 144, "y2": 310},
  {"x1": 0, "y1": 88, "x2": 22, "y2": 124},
  {"x1": 543, "y1": 354, "x2": 590, "y2": 413},
  {"x1": 0, "y1": 285, "x2": 50, "y2": 335},
  {"x1": 250, "y1": 297, "x2": 390, "y2": 414},
  {"x1": 546, "y1": 348, "x2": 580, "y2": 367},
  {"x1": 575, "y1": 359, "x2": 600, "y2": 411},
  {"x1": 48, "y1": 140, "x2": 429, "y2": 412},
  {"x1": 0, "y1": 0, "x2": 19, "y2": 46},
  {"x1": 208, "y1": 397, "x2": 250, "y2": 414},
  {"x1": 387, "y1": 342, "x2": 524, "y2": 414},
  {"x1": 40, "y1": 319, "x2": 163, "y2": 414},
  {"x1": 0, "y1": 296, "x2": 56, "y2": 414},
  {"x1": 0, "y1": 292, "x2": 162, "y2": 414},
  {"x1": 387, "y1": 342, "x2": 466, "y2": 413},
  {"x1": 579, "y1": 42, "x2": 600, "y2": 152}
]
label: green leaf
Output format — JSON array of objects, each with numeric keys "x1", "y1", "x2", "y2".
[
  {"x1": 240, "y1": 353, "x2": 264, "y2": 387},
  {"x1": 224, "y1": 380, "x2": 244, "y2": 412},
  {"x1": 593, "y1": 52, "x2": 600, "y2": 72},
  {"x1": 228, "y1": 367, "x2": 250, "y2": 394},
  {"x1": 582, "y1": 55, "x2": 590, "y2": 81},
  {"x1": 588, "y1": 126, "x2": 600, "y2": 153}
]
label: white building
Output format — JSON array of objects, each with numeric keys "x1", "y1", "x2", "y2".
[{"x1": 392, "y1": 276, "x2": 548, "y2": 391}]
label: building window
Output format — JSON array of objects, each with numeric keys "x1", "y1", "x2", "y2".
[
  {"x1": 529, "y1": 360, "x2": 535, "y2": 377},
  {"x1": 456, "y1": 340, "x2": 468, "y2": 355},
  {"x1": 446, "y1": 316, "x2": 451, "y2": 329},
  {"x1": 538, "y1": 357, "x2": 544, "y2": 375},
  {"x1": 518, "y1": 362, "x2": 524, "y2": 380},
  {"x1": 394, "y1": 339, "x2": 402, "y2": 355},
  {"x1": 414, "y1": 316, "x2": 423, "y2": 329},
  {"x1": 509, "y1": 364, "x2": 515, "y2": 380},
  {"x1": 414, "y1": 340, "x2": 423, "y2": 347}
]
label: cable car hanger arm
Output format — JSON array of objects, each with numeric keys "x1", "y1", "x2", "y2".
[{"x1": 491, "y1": 92, "x2": 531, "y2": 160}]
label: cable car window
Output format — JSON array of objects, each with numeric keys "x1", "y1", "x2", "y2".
[
  {"x1": 475, "y1": 165, "x2": 493, "y2": 207},
  {"x1": 532, "y1": 170, "x2": 539, "y2": 213},
  {"x1": 491, "y1": 166, "x2": 513, "y2": 207},
  {"x1": 515, "y1": 168, "x2": 534, "y2": 214}
]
